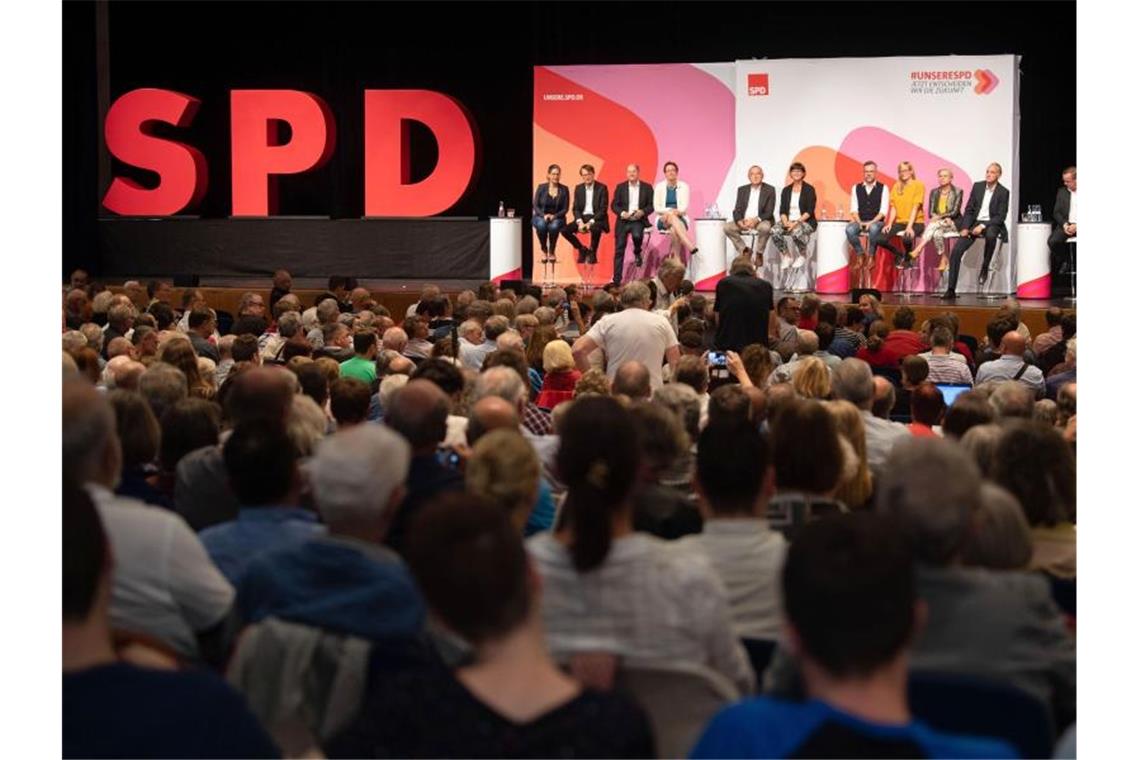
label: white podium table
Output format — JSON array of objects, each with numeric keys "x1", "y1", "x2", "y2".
[
  {"x1": 489, "y1": 217, "x2": 522, "y2": 282},
  {"x1": 815, "y1": 220, "x2": 852, "y2": 294},
  {"x1": 1015, "y1": 222, "x2": 1052, "y2": 299},
  {"x1": 693, "y1": 218, "x2": 732, "y2": 291}
]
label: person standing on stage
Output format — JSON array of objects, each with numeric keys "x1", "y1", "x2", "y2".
[
  {"x1": 1048, "y1": 166, "x2": 1077, "y2": 294},
  {"x1": 909, "y1": 169, "x2": 963, "y2": 273},
  {"x1": 883, "y1": 161, "x2": 925, "y2": 269},
  {"x1": 845, "y1": 161, "x2": 891, "y2": 277},
  {"x1": 770, "y1": 162, "x2": 818, "y2": 270},
  {"x1": 724, "y1": 165, "x2": 776, "y2": 265},
  {"x1": 654, "y1": 161, "x2": 699, "y2": 260},
  {"x1": 560, "y1": 164, "x2": 610, "y2": 265},
  {"x1": 941, "y1": 163, "x2": 1010, "y2": 299},
  {"x1": 611, "y1": 164, "x2": 655, "y2": 283},
  {"x1": 532, "y1": 164, "x2": 570, "y2": 264}
]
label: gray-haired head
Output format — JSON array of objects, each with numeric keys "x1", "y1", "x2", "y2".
[
  {"x1": 653, "y1": 383, "x2": 701, "y2": 442},
  {"x1": 277, "y1": 311, "x2": 303, "y2": 339},
  {"x1": 989, "y1": 381, "x2": 1034, "y2": 419},
  {"x1": 63, "y1": 377, "x2": 121, "y2": 487},
  {"x1": 876, "y1": 437, "x2": 982, "y2": 566},
  {"x1": 959, "y1": 423, "x2": 1005, "y2": 478},
  {"x1": 473, "y1": 366, "x2": 527, "y2": 411},
  {"x1": 961, "y1": 482, "x2": 1033, "y2": 571},
  {"x1": 621, "y1": 281, "x2": 652, "y2": 309},
  {"x1": 309, "y1": 424, "x2": 412, "y2": 537},
  {"x1": 832, "y1": 358, "x2": 874, "y2": 410}
]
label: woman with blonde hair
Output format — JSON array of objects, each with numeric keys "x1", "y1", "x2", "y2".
[
  {"x1": 883, "y1": 161, "x2": 925, "y2": 269},
  {"x1": 466, "y1": 429, "x2": 544, "y2": 535},
  {"x1": 792, "y1": 356, "x2": 831, "y2": 400},
  {"x1": 158, "y1": 339, "x2": 214, "y2": 399},
  {"x1": 909, "y1": 167, "x2": 963, "y2": 272},
  {"x1": 824, "y1": 400, "x2": 873, "y2": 510},
  {"x1": 535, "y1": 340, "x2": 582, "y2": 411}
]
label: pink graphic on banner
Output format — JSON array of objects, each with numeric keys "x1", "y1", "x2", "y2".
[
  {"x1": 1017, "y1": 273, "x2": 1051, "y2": 299},
  {"x1": 838, "y1": 128, "x2": 972, "y2": 192}
]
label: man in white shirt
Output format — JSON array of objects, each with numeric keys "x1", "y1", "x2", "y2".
[
  {"x1": 63, "y1": 379, "x2": 235, "y2": 662},
  {"x1": 610, "y1": 164, "x2": 654, "y2": 283},
  {"x1": 457, "y1": 319, "x2": 496, "y2": 371},
  {"x1": 1048, "y1": 167, "x2": 1077, "y2": 297},
  {"x1": 844, "y1": 161, "x2": 890, "y2": 276},
  {"x1": 975, "y1": 331, "x2": 1046, "y2": 398},
  {"x1": 561, "y1": 164, "x2": 610, "y2": 265},
  {"x1": 724, "y1": 165, "x2": 777, "y2": 262},
  {"x1": 572, "y1": 281, "x2": 680, "y2": 391},
  {"x1": 942, "y1": 162, "x2": 1010, "y2": 299}
]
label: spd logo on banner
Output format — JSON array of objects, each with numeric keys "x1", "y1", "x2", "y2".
[{"x1": 748, "y1": 73, "x2": 769, "y2": 97}]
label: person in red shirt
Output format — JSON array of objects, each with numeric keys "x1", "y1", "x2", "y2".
[
  {"x1": 882, "y1": 306, "x2": 926, "y2": 358},
  {"x1": 907, "y1": 381, "x2": 945, "y2": 437},
  {"x1": 855, "y1": 321, "x2": 902, "y2": 368},
  {"x1": 796, "y1": 293, "x2": 821, "y2": 330}
]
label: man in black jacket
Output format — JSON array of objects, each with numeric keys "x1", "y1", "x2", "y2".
[
  {"x1": 611, "y1": 163, "x2": 655, "y2": 283},
  {"x1": 713, "y1": 255, "x2": 774, "y2": 352},
  {"x1": 1048, "y1": 166, "x2": 1077, "y2": 296},
  {"x1": 560, "y1": 164, "x2": 610, "y2": 265},
  {"x1": 724, "y1": 165, "x2": 777, "y2": 264},
  {"x1": 942, "y1": 163, "x2": 1010, "y2": 299}
]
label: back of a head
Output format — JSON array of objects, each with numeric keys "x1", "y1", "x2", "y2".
[
  {"x1": 961, "y1": 482, "x2": 1033, "y2": 571},
  {"x1": 697, "y1": 423, "x2": 769, "y2": 515},
  {"x1": 107, "y1": 389, "x2": 159, "y2": 470},
  {"x1": 330, "y1": 376, "x2": 372, "y2": 426},
  {"x1": 729, "y1": 255, "x2": 755, "y2": 277},
  {"x1": 892, "y1": 306, "x2": 916, "y2": 331},
  {"x1": 295, "y1": 362, "x2": 330, "y2": 407},
  {"x1": 482, "y1": 349, "x2": 532, "y2": 392},
  {"x1": 138, "y1": 362, "x2": 189, "y2": 422},
  {"x1": 406, "y1": 494, "x2": 530, "y2": 646},
  {"x1": 223, "y1": 367, "x2": 293, "y2": 426},
  {"x1": 1060, "y1": 312, "x2": 1077, "y2": 340},
  {"x1": 990, "y1": 381, "x2": 1034, "y2": 419},
  {"x1": 876, "y1": 438, "x2": 981, "y2": 565},
  {"x1": 466, "y1": 396, "x2": 521, "y2": 446},
  {"x1": 991, "y1": 420, "x2": 1076, "y2": 527},
  {"x1": 985, "y1": 312, "x2": 1018, "y2": 347},
  {"x1": 63, "y1": 378, "x2": 119, "y2": 486},
  {"x1": 901, "y1": 355, "x2": 929, "y2": 387},
  {"x1": 941, "y1": 391, "x2": 996, "y2": 439},
  {"x1": 959, "y1": 423, "x2": 1004, "y2": 478},
  {"x1": 792, "y1": 356, "x2": 831, "y2": 400},
  {"x1": 63, "y1": 482, "x2": 109, "y2": 622},
  {"x1": 411, "y1": 358, "x2": 465, "y2": 398},
  {"x1": 385, "y1": 379, "x2": 450, "y2": 451},
  {"x1": 557, "y1": 396, "x2": 641, "y2": 573},
  {"x1": 629, "y1": 401, "x2": 687, "y2": 475},
  {"x1": 159, "y1": 398, "x2": 221, "y2": 473},
  {"x1": 832, "y1": 358, "x2": 874, "y2": 409},
  {"x1": 796, "y1": 329, "x2": 819, "y2": 356},
  {"x1": 223, "y1": 420, "x2": 298, "y2": 506},
  {"x1": 771, "y1": 399, "x2": 842, "y2": 496},
  {"x1": 817, "y1": 302, "x2": 838, "y2": 326},
  {"x1": 474, "y1": 365, "x2": 527, "y2": 410},
  {"x1": 707, "y1": 383, "x2": 752, "y2": 430},
  {"x1": 673, "y1": 355, "x2": 708, "y2": 395},
  {"x1": 871, "y1": 376, "x2": 896, "y2": 419},
  {"x1": 814, "y1": 322, "x2": 834, "y2": 352},
  {"x1": 910, "y1": 381, "x2": 945, "y2": 427},
  {"x1": 653, "y1": 383, "x2": 700, "y2": 443},
  {"x1": 310, "y1": 424, "x2": 412, "y2": 533},
  {"x1": 541, "y1": 340, "x2": 574, "y2": 374},
  {"x1": 466, "y1": 429, "x2": 541, "y2": 529},
  {"x1": 620, "y1": 280, "x2": 651, "y2": 308},
  {"x1": 612, "y1": 360, "x2": 651, "y2": 400},
  {"x1": 784, "y1": 513, "x2": 915, "y2": 679}
]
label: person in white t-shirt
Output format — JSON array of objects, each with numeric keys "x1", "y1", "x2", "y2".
[{"x1": 571, "y1": 281, "x2": 680, "y2": 391}]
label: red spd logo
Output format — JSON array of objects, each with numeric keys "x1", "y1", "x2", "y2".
[{"x1": 748, "y1": 73, "x2": 769, "y2": 97}]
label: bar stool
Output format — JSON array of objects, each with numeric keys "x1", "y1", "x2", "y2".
[
  {"x1": 976, "y1": 239, "x2": 1007, "y2": 301},
  {"x1": 1065, "y1": 237, "x2": 1077, "y2": 302},
  {"x1": 741, "y1": 227, "x2": 767, "y2": 268},
  {"x1": 850, "y1": 232, "x2": 874, "y2": 289}
]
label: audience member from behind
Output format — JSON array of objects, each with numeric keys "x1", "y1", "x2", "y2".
[
  {"x1": 199, "y1": 421, "x2": 325, "y2": 585},
  {"x1": 383, "y1": 379, "x2": 465, "y2": 553},
  {"x1": 940, "y1": 390, "x2": 995, "y2": 439},
  {"x1": 975, "y1": 331, "x2": 1045, "y2": 397},
  {"x1": 106, "y1": 390, "x2": 170, "y2": 509},
  {"x1": 908, "y1": 381, "x2": 945, "y2": 437},
  {"x1": 63, "y1": 379, "x2": 234, "y2": 662},
  {"x1": 823, "y1": 400, "x2": 874, "y2": 510},
  {"x1": 62, "y1": 484, "x2": 278, "y2": 759},
  {"x1": 767, "y1": 400, "x2": 847, "y2": 539},
  {"x1": 681, "y1": 424, "x2": 784, "y2": 642},
  {"x1": 237, "y1": 424, "x2": 425, "y2": 643},
  {"x1": 327, "y1": 496, "x2": 655, "y2": 759},
  {"x1": 693, "y1": 513, "x2": 1015, "y2": 760},
  {"x1": 329, "y1": 376, "x2": 371, "y2": 428},
  {"x1": 832, "y1": 358, "x2": 908, "y2": 474},
  {"x1": 628, "y1": 402, "x2": 702, "y2": 540},
  {"x1": 611, "y1": 360, "x2": 652, "y2": 402},
  {"x1": 961, "y1": 483, "x2": 1034, "y2": 571},
  {"x1": 991, "y1": 421, "x2": 1077, "y2": 580},
  {"x1": 526, "y1": 396, "x2": 754, "y2": 694},
  {"x1": 465, "y1": 428, "x2": 544, "y2": 536}
]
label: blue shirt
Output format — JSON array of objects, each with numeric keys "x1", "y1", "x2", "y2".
[
  {"x1": 237, "y1": 535, "x2": 425, "y2": 641},
  {"x1": 691, "y1": 697, "x2": 1016, "y2": 759},
  {"x1": 524, "y1": 479, "x2": 557, "y2": 537},
  {"x1": 199, "y1": 507, "x2": 325, "y2": 585}
]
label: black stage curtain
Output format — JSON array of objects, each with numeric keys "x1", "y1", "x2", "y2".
[{"x1": 97, "y1": 218, "x2": 488, "y2": 280}]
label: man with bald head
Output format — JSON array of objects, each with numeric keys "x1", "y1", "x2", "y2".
[
  {"x1": 102, "y1": 356, "x2": 146, "y2": 391},
  {"x1": 975, "y1": 330, "x2": 1045, "y2": 397},
  {"x1": 612, "y1": 360, "x2": 652, "y2": 401},
  {"x1": 105, "y1": 336, "x2": 134, "y2": 361},
  {"x1": 63, "y1": 378, "x2": 234, "y2": 662},
  {"x1": 175, "y1": 367, "x2": 295, "y2": 531},
  {"x1": 349, "y1": 287, "x2": 372, "y2": 313},
  {"x1": 871, "y1": 375, "x2": 897, "y2": 420},
  {"x1": 382, "y1": 326, "x2": 409, "y2": 354},
  {"x1": 383, "y1": 379, "x2": 464, "y2": 553},
  {"x1": 466, "y1": 395, "x2": 521, "y2": 446},
  {"x1": 611, "y1": 163, "x2": 655, "y2": 281}
]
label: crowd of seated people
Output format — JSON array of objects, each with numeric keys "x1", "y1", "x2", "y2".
[{"x1": 62, "y1": 265, "x2": 1075, "y2": 758}]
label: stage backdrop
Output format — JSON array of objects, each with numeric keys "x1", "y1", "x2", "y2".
[{"x1": 533, "y1": 55, "x2": 1019, "y2": 289}]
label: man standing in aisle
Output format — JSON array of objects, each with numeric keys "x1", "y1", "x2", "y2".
[
  {"x1": 942, "y1": 163, "x2": 1010, "y2": 299},
  {"x1": 611, "y1": 164, "x2": 655, "y2": 283},
  {"x1": 561, "y1": 164, "x2": 610, "y2": 265},
  {"x1": 1048, "y1": 166, "x2": 1077, "y2": 297},
  {"x1": 724, "y1": 165, "x2": 776, "y2": 266},
  {"x1": 844, "y1": 161, "x2": 891, "y2": 278}
]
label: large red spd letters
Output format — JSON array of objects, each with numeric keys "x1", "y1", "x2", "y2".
[{"x1": 102, "y1": 88, "x2": 480, "y2": 217}]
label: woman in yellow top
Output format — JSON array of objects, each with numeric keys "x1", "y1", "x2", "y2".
[{"x1": 882, "y1": 161, "x2": 925, "y2": 269}]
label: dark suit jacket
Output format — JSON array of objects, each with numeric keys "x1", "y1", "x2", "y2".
[
  {"x1": 532, "y1": 183, "x2": 569, "y2": 220},
  {"x1": 611, "y1": 181, "x2": 654, "y2": 221},
  {"x1": 570, "y1": 182, "x2": 610, "y2": 232},
  {"x1": 732, "y1": 183, "x2": 776, "y2": 224},
  {"x1": 778, "y1": 182, "x2": 818, "y2": 228},
  {"x1": 1052, "y1": 187, "x2": 1072, "y2": 229},
  {"x1": 961, "y1": 181, "x2": 1010, "y2": 241}
]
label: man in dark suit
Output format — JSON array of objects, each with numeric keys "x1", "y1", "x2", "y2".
[
  {"x1": 942, "y1": 163, "x2": 1010, "y2": 299},
  {"x1": 713, "y1": 255, "x2": 774, "y2": 352},
  {"x1": 723, "y1": 165, "x2": 777, "y2": 264},
  {"x1": 610, "y1": 163, "x2": 655, "y2": 283},
  {"x1": 1048, "y1": 166, "x2": 1077, "y2": 296},
  {"x1": 560, "y1": 164, "x2": 610, "y2": 265}
]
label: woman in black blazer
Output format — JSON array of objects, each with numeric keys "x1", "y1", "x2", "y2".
[
  {"x1": 909, "y1": 168, "x2": 963, "y2": 272},
  {"x1": 769, "y1": 162, "x2": 818, "y2": 269},
  {"x1": 532, "y1": 164, "x2": 570, "y2": 263}
]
